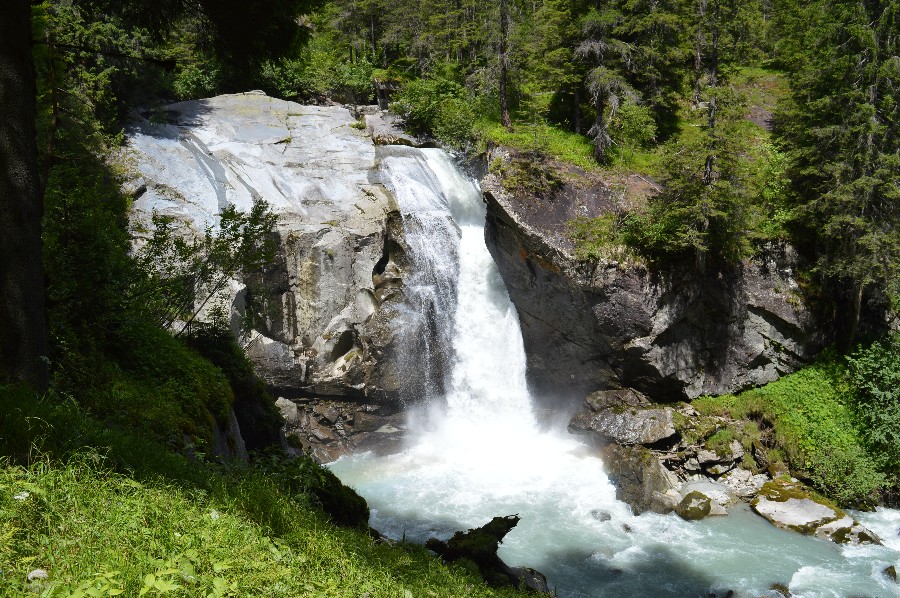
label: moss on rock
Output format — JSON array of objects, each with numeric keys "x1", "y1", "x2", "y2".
[{"x1": 675, "y1": 491, "x2": 712, "y2": 521}]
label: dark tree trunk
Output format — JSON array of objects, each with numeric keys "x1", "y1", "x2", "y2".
[
  {"x1": 573, "y1": 85, "x2": 582, "y2": 134},
  {"x1": 0, "y1": 0, "x2": 49, "y2": 391},
  {"x1": 499, "y1": 0, "x2": 512, "y2": 130},
  {"x1": 837, "y1": 280, "x2": 865, "y2": 353}
]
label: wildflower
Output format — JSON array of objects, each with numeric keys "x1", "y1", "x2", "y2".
[
  {"x1": 27, "y1": 569, "x2": 49, "y2": 581},
  {"x1": 209, "y1": 509, "x2": 220, "y2": 521},
  {"x1": 13, "y1": 491, "x2": 29, "y2": 501}
]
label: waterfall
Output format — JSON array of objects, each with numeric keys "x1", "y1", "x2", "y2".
[
  {"x1": 377, "y1": 147, "x2": 462, "y2": 401},
  {"x1": 332, "y1": 148, "x2": 900, "y2": 598}
]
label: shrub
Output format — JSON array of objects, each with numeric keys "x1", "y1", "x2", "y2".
[
  {"x1": 693, "y1": 358, "x2": 886, "y2": 508},
  {"x1": 184, "y1": 325, "x2": 283, "y2": 452},
  {"x1": 567, "y1": 214, "x2": 625, "y2": 261},
  {"x1": 391, "y1": 76, "x2": 474, "y2": 147},
  {"x1": 847, "y1": 333, "x2": 900, "y2": 470}
]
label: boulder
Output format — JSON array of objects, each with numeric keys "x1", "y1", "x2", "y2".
[
  {"x1": 570, "y1": 407, "x2": 676, "y2": 446},
  {"x1": 676, "y1": 491, "x2": 713, "y2": 521},
  {"x1": 751, "y1": 480, "x2": 881, "y2": 545},
  {"x1": 719, "y1": 467, "x2": 768, "y2": 498},
  {"x1": 482, "y1": 147, "x2": 823, "y2": 405},
  {"x1": 365, "y1": 111, "x2": 421, "y2": 147},
  {"x1": 678, "y1": 481, "x2": 734, "y2": 515},
  {"x1": 600, "y1": 443, "x2": 681, "y2": 515},
  {"x1": 568, "y1": 388, "x2": 676, "y2": 446}
]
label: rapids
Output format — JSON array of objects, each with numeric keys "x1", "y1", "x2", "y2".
[{"x1": 330, "y1": 148, "x2": 900, "y2": 597}]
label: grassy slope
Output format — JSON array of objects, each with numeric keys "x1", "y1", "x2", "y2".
[
  {"x1": 0, "y1": 386, "x2": 524, "y2": 597},
  {"x1": 692, "y1": 356, "x2": 885, "y2": 507},
  {"x1": 476, "y1": 67, "x2": 790, "y2": 179}
]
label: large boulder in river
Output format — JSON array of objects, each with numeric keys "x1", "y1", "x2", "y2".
[
  {"x1": 482, "y1": 148, "x2": 823, "y2": 405},
  {"x1": 600, "y1": 443, "x2": 681, "y2": 515},
  {"x1": 751, "y1": 480, "x2": 881, "y2": 545},
  {"x1": 124, "y1": 93, "x2": 425, "y2": 403}
]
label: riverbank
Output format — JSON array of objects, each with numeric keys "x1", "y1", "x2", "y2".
[{"x1": 0, "y1": 385, "x2": 526, "y2": 596}]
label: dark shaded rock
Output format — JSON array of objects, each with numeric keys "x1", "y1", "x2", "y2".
[
  {"x1": 585, "y1": 388, "x2": 651, "y2": 411},
  {"x1": 590, "y1": 509, "x2": 612, "y2": 522},
  {"x1": 509, "y1": 567, "x2": 551, "y2": 594},
  {"x1": 770, "y1": 582, "x2": 792, "y2": 596},
  {"x1": 600, "y1": 443, "x2": 680, "y2": 515},
  {"x1": 300, "y1": 462, "x2": 370, "y2": 528},
  {"x1": 884, "y1": 565, "x2": 897, "y2": 582},
  {"x1": 481, "y1": 149, "x2": 823, "y2": 405},
  {"x1": 353, "y1": 410, "x2": 388, "y2": 432},
  {"x1": 276, "y1": 397, "x2": 405, "y2": 462},
  {"x1": 427, "y1": 516, "x2": 548, "y2": 593},
  {"x1": 676, "y1": 491, "x2": 712, "y2": 521}
]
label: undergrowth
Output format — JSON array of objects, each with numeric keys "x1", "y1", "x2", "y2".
[
  {"x1": 693, "y1": 355, "x2": 888, "y2": 508},
  {"x1": 0, "y1": 385, "x2": 525, "y2": 597}
]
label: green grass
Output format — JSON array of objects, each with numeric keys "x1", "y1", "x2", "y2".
[
  {"x1": 0, "y1": 386, "x2": 526, "y2": 597},
  {"x1": 0, "y1": 457, "x2": 517, "y2": 597},
  {"x1": 476, "y1": 118, "x2": 599, "y2": 172},
  {"x1": 693, "y1": 357, "x2": 885, "y2": 508}
]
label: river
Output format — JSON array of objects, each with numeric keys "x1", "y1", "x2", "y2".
[{"x1": 330, "y1": 147, "x2": 900, "y2": 598}]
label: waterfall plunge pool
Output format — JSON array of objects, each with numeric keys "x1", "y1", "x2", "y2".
[{"x1": 330, "y1": 148, "x2": 900, "y2": 598}]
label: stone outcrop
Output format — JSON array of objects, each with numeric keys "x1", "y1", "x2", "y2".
[
  {"x1": 125, "y1": 93, "x2": 428, "y2": 405},
  {"x1": 276, "y1": 396, "x2": 405, "y2": 462},
  {"x1": 426, "y1": 516, "x2": 551, "y2": 594},
  {"x1": 568, "y1": 388, "x2": 676, "y2": 446},
  {"x1": 482, "y1": 149, "x2": 823, "y2": 404},
  {"x1": 599, "y1": 443, "x2": 681, "y2": 515},
  {"x1": 751, "y1": 480, "x2": 881, "y2": 545}
]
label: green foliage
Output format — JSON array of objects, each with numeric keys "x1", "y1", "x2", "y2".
[
  {"x1": 391, "y1": 75, "x2": 474, "y2": 147},
  {"x1": 477, "y1": 119, "x2": 598, "y2": 171},
  {"x1": 776, "y1": 0, "x2": 900, "y2": 337},
  {"x1": 87, "y1": 323, "x2": 234, "y2": 452},
  {"x1": 846, "y1": 333, "x2": 900, "y2": 470},
  {"x1": 184, "y1": 326, "x2": 283, "y2": 452},
  {"x1": 567, "y1": 214, "x2": 629, "y2": 262},
  {"x1": 495, "y1": 155, "x2": 563, "y2": 199},
  {"x1": 133, "y1": 199, "x2": 278, "y2": 336},
  {"x1": 172, "y1": 60, "x2": 222, "y2": 101},
  {"x1": 0, "y1": 388, "x2": 523, "y2": 598},
  {"x1": 620, "y1": 89, "x2": 755, "y2": 267},
  {"x1": 609, "y1": 100, "x2": 657, "y2": 163},
  {"x1": 694, "y1": 358, "x2": 887, "y2": 507},
  {"x1": 257, "y1": 452, "x2": 370, "y2": 528}
]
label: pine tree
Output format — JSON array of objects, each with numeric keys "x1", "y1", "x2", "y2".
[{"x1": 778, "y1": 0, "x2": 900, "y2": 347}]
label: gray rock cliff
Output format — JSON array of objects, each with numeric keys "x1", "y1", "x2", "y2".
[
  {"x1": 124, "y1": 93, "x2": 423, "y2": 404},
  {"x1": 482, "y1": 150, "x2": 823, "y2": 404}
]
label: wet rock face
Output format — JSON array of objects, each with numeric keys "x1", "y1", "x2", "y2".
[
  {"x1": 482, "y1": 151, "x2": 823, "y2": 403},
  {"x1": 125, "y1": 93, "x2": 425, "y2": 403}
]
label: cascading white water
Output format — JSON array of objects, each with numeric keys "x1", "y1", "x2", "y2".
[{"x1": 331, "y1": 148, "x2": 900, "y2": 597}]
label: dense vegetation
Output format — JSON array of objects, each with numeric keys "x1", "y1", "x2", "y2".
[
  {"x1": 695, "y1": 337, "x2": 900, "y2": 508},
  {"x1": 0, "y1": 384, "x2": 523, "y2": 596},
  {"x1": 1, "y1": 1, "x2": 527, "y2": 594}
]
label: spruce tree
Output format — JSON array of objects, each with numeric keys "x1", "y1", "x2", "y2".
[{"x1": 778, "y1": 0, "x2": 900, "y2": 347}]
